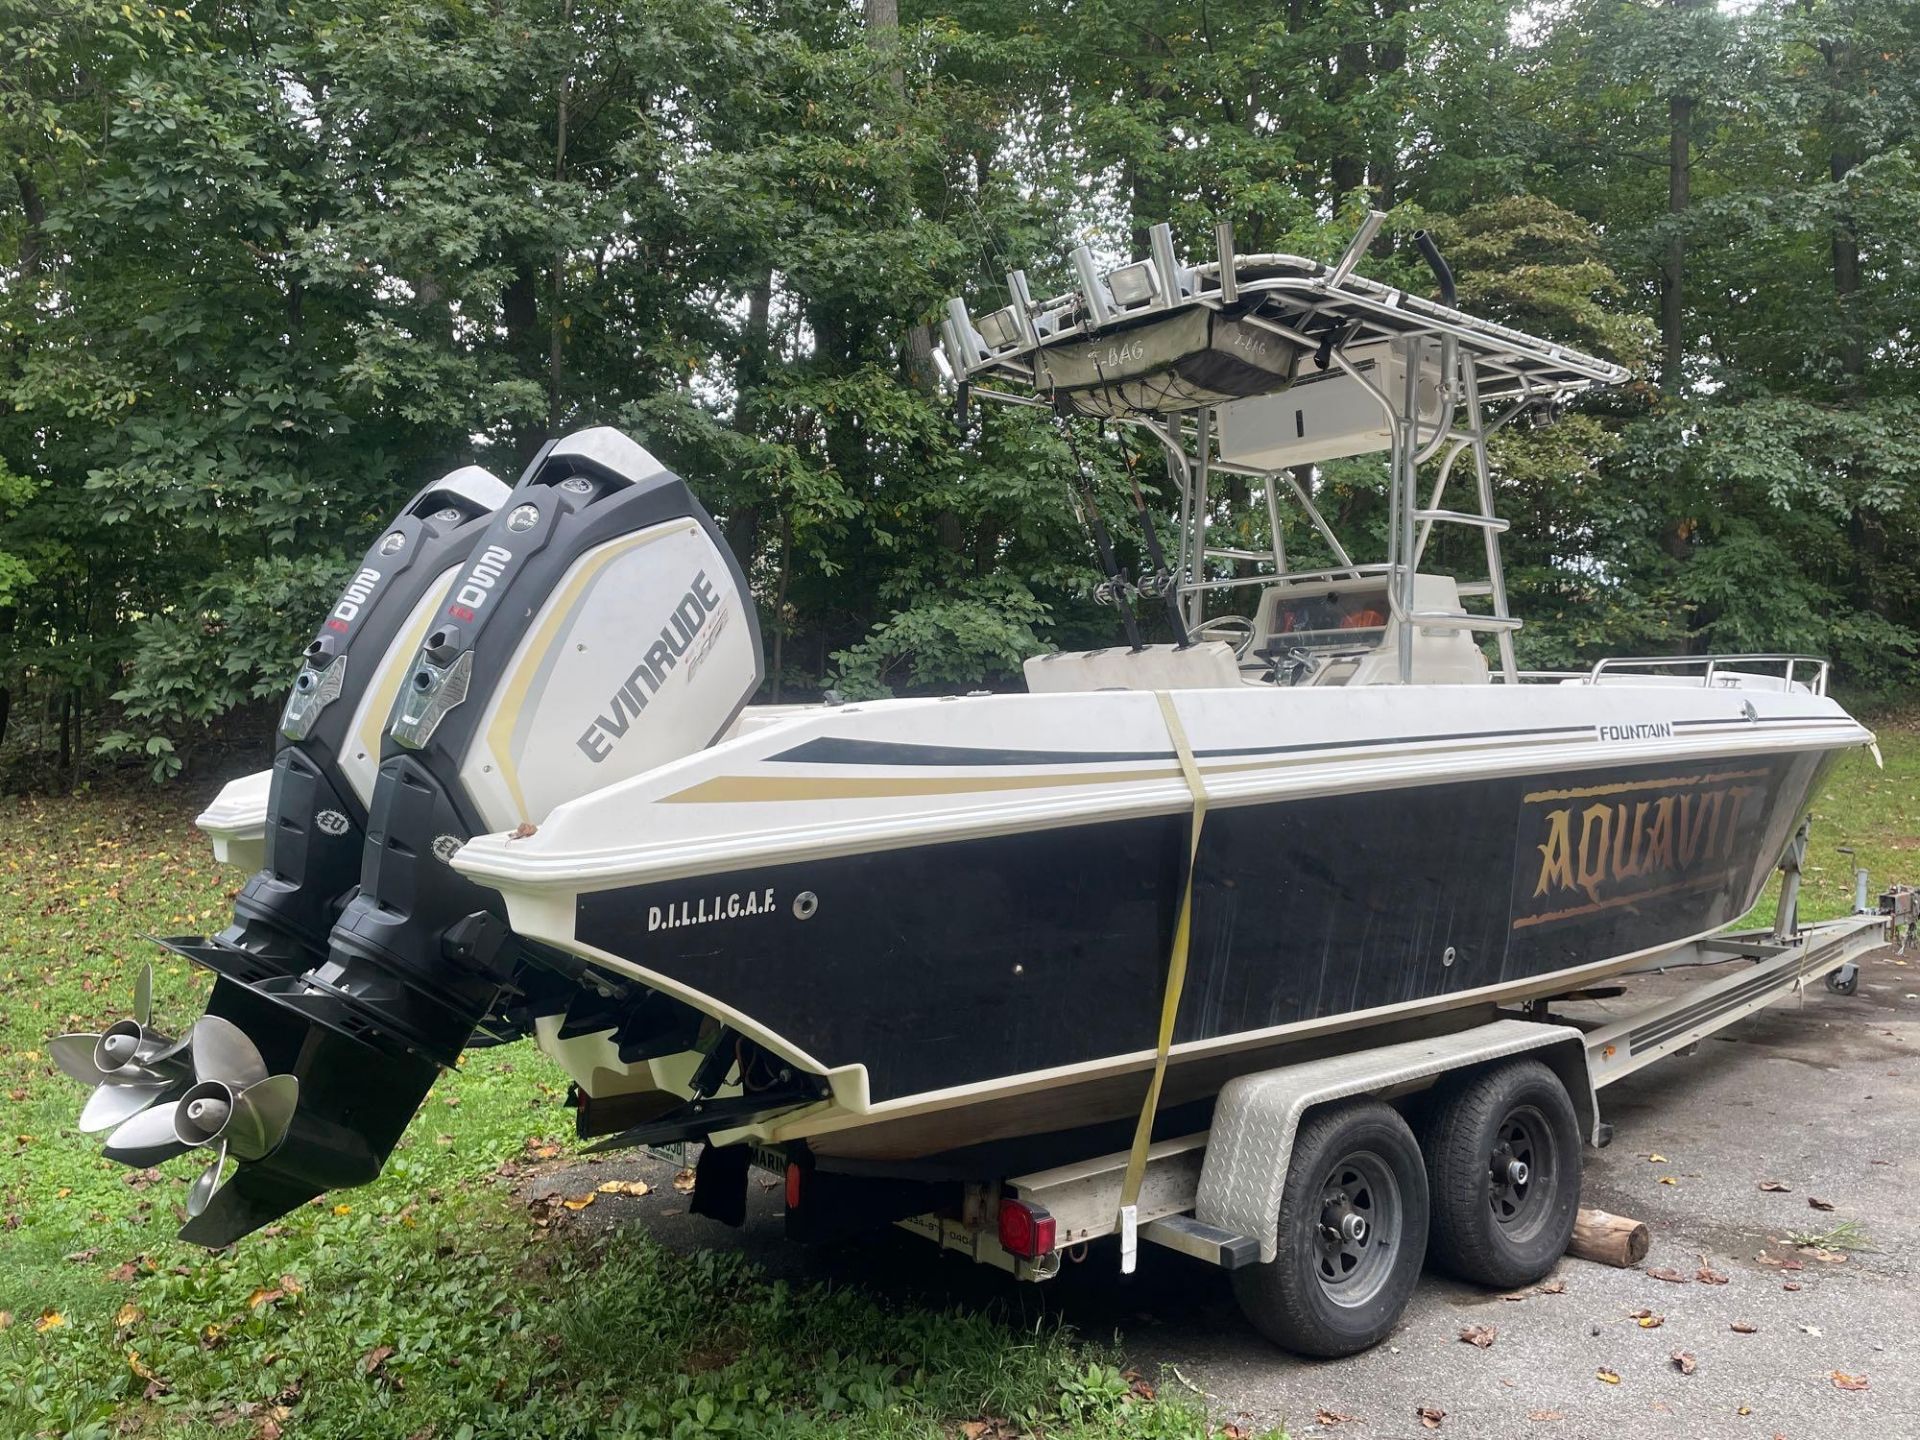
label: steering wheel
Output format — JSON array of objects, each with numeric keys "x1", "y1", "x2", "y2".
[{"x1": 1193, "y1": 615, "x2": 1257, "y2": 658}]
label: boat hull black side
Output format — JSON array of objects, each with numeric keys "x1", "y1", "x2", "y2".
[{"x1": 576, "y1": 750, "x2": 1834, "y2": 1109}]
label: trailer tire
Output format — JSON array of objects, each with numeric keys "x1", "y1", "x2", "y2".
[
  {"x1": 1423, "y1": 1059, "x2": 1580, "y2": 1290},
  {"x1": 1231, "y1": 1099, "x2": 1428, "y2": 1358}
]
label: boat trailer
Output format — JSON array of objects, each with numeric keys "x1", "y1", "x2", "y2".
[{"x1": 844, "y1": 837, "x2": 1901, "y2": 1354}]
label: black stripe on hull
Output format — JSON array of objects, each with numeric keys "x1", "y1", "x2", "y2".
[
  {"x1": 574, "y1": 749, "x2": 1837, "y2": 1106},
  {"x1": 769, "y1": 726, "x2": 1595, "y2": 769}
]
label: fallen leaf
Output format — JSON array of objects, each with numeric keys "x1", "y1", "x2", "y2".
[
  {"x1": 332, "y1": 1203, "x2": 352, "y2": 1216},
  {"x1": 1316, "y1": 1411, "x2": 1358, "y2": 1426},
  {"x1": 114, "y1": 1302, "x2": 143, "y2": 1329},
  {"x1": 1538, "y1": 1278, "x2": 1566, "y2": 1295},
  {"x1": 1831, "y1": 1372, "x2": 1869, "y2": 1391},
  {"x1": 595, "y1": 1179, "x2": 651, "y2": 1197},
  {"x1": 959, "y1": 1424, "x2": 989, "y2": 1440},
  {"x1": 509, "y1": 822, "x2": 538, "y2": 840},
  {"x1": 1730, "y1": 1321, "x2": 1758, "y2": 1334},
  {"x1": 1757, "y1": 1181, "x2": 1791, "y2": 1193},
  {"x1": 672, "y1": 1167, "x2": 696, "y2": 1193},
  {"x1": 1630, "y1": 1309, "x2": 1664, "y2": 1328},
  {"x1": 1808, "y1": 1196, "x2": 1835, "y2": 1211},
  {"x1": 127, "y1": 1350, "x2": 155, "y2": 1380},
  {"x1": 1459, "y1": 1324, "x2": 1496, "y2": 1349},
  {"x1": 1596, "y1": 1368, "x2": 1621, "y2": 1385},
  {"x1": 1645, "y1": 1266, "x2": 1690, "y2": 1284},
  {"x1": 1528, "y1": 1411, "x2": 1564, "y2": 1423},
  {"x1": 560, "y1": 1191, "x2": 597, "y2": 1211},
  {"x1": 34, "y1": 1310, "x2": 64, "y2": 1333},
  {"x1": 1784, "y1": 1282, "x2": 1803, "y2": 1292},
  {"x1": 1658, "y1": 1176, "x2": 1678, "y2": 1186},
  {"x1": 247, "y1": 1286, "x2": 286, "y2": 1311},
  {"x1": 1417, "y1": 1405, "x2": 1446, "y2": 1429},
  {"x1": 63, "y1": 1247, "x2": 101, "y2": 1264},
  {"x1": 1647, "y1": 1153, "x2": 1667, "y2": 1163},
  {"x1": 1798, "y1": 1323, "x2": 1822, "y2": 1336},
  {"x1": 0, "y1": 1312, "x2": 11, "y2": 1331},
  {"x1": 1696, "y1": 1265, "x2": 1729, "y2": 1285},
  {"x1": 1671, "y1": 1351, "x2": 1697, "y2": 1375},
  {"x1": 1737, "y1": 1405, "x2": 1751, "y2": 1416},
  {"x1": 361, "y1": 1345, "x2": 395, "y2": 1377}
]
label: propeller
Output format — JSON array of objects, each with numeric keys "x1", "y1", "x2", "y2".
[
  {"x1": 99, "y1": 1015, "x2": 300, "y2": 1226},
  {"x1": 48, "y1": 965, "x2": 195, "y2": 1153}
]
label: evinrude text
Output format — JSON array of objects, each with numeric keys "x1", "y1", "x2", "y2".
[{"x1": 576, "y1": 570, "x2": 723, "y2": 763}]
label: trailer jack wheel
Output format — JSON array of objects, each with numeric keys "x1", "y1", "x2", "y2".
[
  {"x1": 1423, "y1": 1059, "x2": 1580, "y2": 1290},
  {"x1": 1231, "y1": 1099, "x2": 1428, "y2": 1358},
  {"x1": 1826, "y1": 964, "x2": 1859, "y2": 996}
]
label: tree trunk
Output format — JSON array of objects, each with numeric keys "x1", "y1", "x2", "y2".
[
  {"x1": 549, "y1": 0, "x2": 574, "y2": 428},
  {"x1": 725, "y1": 271, "x2": 774, "y2": 570},
  {"x1": 1367, "y1": 0, "x2": 1410, "y2": 244},
  {"x1": 502, "y1": 263, "x2": 544, "y2": 462},
  {"x1": 865, "y1": 0, "x2": 937, "y2": 394},
  {"x1": 1659, "y1": 0, "x2": 1702, "y2": 397}
]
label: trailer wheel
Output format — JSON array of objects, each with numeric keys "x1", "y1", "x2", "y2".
[
  {"x1": 1825, "y1": 965, "x2": 1858, "y2": 996},
  {"x1": 1231, "y1": 1099, "x2": 1428, "y2": 1358},
  {"x1": 1423, "y1": 1059, "x2": 1580, "y2": 1290}
]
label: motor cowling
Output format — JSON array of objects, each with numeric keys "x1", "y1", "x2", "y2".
[
  {"x1": 168, "y1": 466, "x2": 511, "y2": 985},
  {"x1": 157, "y1": 428, "x2": 763, "y2": 1244}
]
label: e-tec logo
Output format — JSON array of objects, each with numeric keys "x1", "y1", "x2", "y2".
[
  {"x1": 324, "y1": 567, "x2": 381, "y2": 633},
  {"x1": 446, "y1": 544, "x2": 512, "y2": 623}
]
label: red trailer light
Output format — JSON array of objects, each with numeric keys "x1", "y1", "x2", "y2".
[
  {"x1": 996, "y1": 1198, "x2": 1056, "y2": 1258},
  {"x1": 785, "y1": 1162, "x2": 803, "y2": 1210}
]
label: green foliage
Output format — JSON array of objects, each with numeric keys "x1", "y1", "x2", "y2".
[{"x1": 2, "y1": 0, "x2": 1916, "y2": 784}]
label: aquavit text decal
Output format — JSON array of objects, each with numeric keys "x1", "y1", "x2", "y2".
[{"x1": 1512, "y1": 769, "x2": 1768, "y2": 930}]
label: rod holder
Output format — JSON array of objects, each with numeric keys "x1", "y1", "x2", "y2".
[
  {"x1": 1214, "y1": 221, "x2": 1238, "y2": 304},
  {"x1": 1329, "y1": 209, "x2": 1386, "y2": 288},
  {"x1": 1071, "y1": 245, "x2": 1113, "y2": 328}
]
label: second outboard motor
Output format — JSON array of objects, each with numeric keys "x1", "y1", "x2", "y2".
[{"x1": 132, "y1": 428, "x2": 764, "y2": 1244}]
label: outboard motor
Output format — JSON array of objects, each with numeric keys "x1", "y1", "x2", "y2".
[
  {"x1": 174, "y1": 466, "x2": 513, "y2": 982},
  {"x1": 51, "y1": 467, "x2": 509, "y2": 1169},
  {"x1": 93, "y1": 428, "x2": 763, "y2": 1245}
]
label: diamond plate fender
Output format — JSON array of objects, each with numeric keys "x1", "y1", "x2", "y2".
[{"x1": 1194, "y1": 1019, "x2": 1592, "y2": 1263}]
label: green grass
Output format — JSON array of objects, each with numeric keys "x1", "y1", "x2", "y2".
[
  {"x1": 4, "y1": 709, "x2": 1912, "y2": 1437},
  {"x1": 0, "y1": 788, "x2": 1266, "y2": 1440}
]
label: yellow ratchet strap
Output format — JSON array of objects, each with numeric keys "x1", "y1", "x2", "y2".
[{"x1": 1117, "y1": 692, "x2": 1208, "y2": 1252}]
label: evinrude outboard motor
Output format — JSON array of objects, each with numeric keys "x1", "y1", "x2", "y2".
[
  {"x1": 51, "y1": 467, "x2": 509, "y2": 1167},
  {"x1": 107, "y1": 428, "x2": 763, "y2": 1245}
]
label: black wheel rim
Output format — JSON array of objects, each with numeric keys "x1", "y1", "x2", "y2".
[
  {"x1": 1313, "y1": 1149, "x2": 1402, "y2": 1308},
  {"x1": 1488, "y1": 1103, "x2": 1555, "y2": 1242}
]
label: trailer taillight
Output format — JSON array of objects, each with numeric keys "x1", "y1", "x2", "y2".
[
  {"x1": 997, "y1": 1198, "x2": 1056, "y2": 1258},
  {"x1": 785, "y1": 1162, "x2": 803, "y2": 1210}
]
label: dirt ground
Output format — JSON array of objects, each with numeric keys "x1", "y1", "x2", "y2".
[{"x1": 528, "y1": 946, "x2": 1919, "y2": 1437}]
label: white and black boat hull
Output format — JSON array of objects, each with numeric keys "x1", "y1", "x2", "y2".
[{"x1": 460, "y1": 685, "x2": 1867, "y2": 1165}]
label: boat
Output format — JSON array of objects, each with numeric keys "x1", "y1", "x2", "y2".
[{"x1": 51, "y1": 214, "x2": 1873, "y2": 1244}]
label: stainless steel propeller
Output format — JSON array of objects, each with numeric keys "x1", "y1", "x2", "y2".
[
  {"x1": 99, "y1": 1015, "x2": 300, "y2": 1221},
  {"x1": 48, "y1": 965, "x2": 194, "y2": 1145}
]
